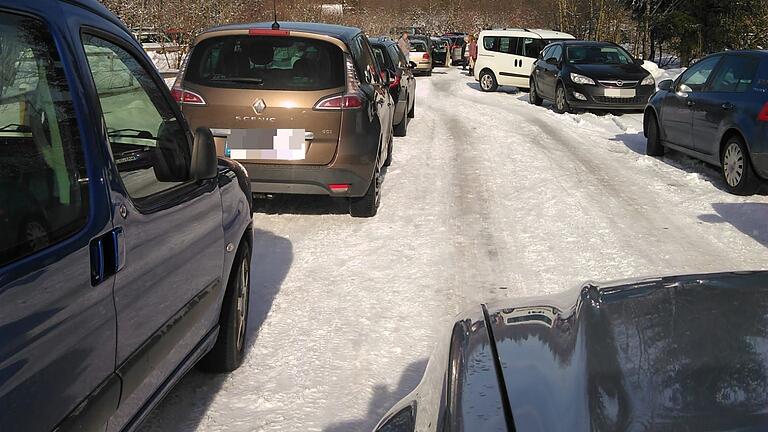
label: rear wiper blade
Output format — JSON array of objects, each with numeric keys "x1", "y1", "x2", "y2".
[
  {"x1": 0, "y1": 123, "x2": 31, "y2": 133},
  {"x1": 211, "y1": 77, "x2": 264, "y2": 85},
  {"x1": 108, "y1": 128, "x2": 155, "y2": 140}
]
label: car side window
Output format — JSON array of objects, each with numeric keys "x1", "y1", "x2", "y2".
[
  {"x1": 550, "y1": 45, "x2": 563, "y2": 62},
  {"x1": 709, "y1": 56, "x2": 760, "y2": 93},
  {"x1": 678, "y1": 56, "x2": 721, "y2": 92},
  {"x1": 483, "y1": 36, "x2": 498, "y2": 52},
  {"x1": 82, "y1": 34, "x2": 192, "y2": 201},
  {"x1": 0, "y1": 12, "x2": 89, "y2": 267},
  {"x1": 350, "y1": 36, "x2": 379, "y2": 84},
  {"x1": 499, "y1": 37, "x2": 515, "y2": 54},
  {"x1": 541, "y1": 46, "x2": 555, "y2": 61},
  {"x1": 387, "y1": 45, "x2": 406, "y2": 69}
]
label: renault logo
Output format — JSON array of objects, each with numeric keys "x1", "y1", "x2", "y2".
[
  {"x1": 252, "y1": 98, "x2": 267, "y2": 114},
  {"x1": 616, "y1": 80, "x2": 624, "y2": 87}
]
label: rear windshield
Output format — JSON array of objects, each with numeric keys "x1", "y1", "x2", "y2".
[
  {"x1": 410, "y1": 40, "x2": 427, "y2": 52},
  {"x1": 185, "y1": 35, "x2": 345, "y2": 91},
  {"x1": 566, "y1": 45, "x2": 633, "y2": 65}
]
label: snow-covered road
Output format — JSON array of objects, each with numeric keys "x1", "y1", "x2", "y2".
[{"x1": 141, "y1": 67, "x2": 768, "y2": 432}]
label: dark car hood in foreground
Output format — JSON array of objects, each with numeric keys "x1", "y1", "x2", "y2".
[
  {"x1": 485, "y1": 272, "x2": 768, "y2": 432},
  {"x1": 570, "y1": 63, "x2": 650, "y2": 81}
]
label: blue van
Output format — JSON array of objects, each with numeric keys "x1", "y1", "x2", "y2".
[{"x1": 0, "y1": 1, "x2": 254, "y2": 430}]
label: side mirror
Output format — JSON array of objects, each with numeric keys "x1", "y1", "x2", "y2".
[
  {"x1": 408, "y1": 61, "x2": 417, "y2": 69},
  {"x1": 191, "y1": 127, "x2": 217, "y2": 180},
  {"x1": 676, "y1": 83, "x2": 693, "y2": 98},
  {"x1": 546, "y1": 57, "x2": 559, "y2": 66},
  {"x1": 634, "y1": 58, "x2": 644, "y2": 66},
  {"x1": 657, "y1": 79, "x2": 673, "y2": 92}
]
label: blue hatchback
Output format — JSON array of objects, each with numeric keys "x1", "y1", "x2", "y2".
[
  {"x1": 644, "y1": 51, "x2": 768, "y2": 195},
  {"x1": 0, "y1": 1, "x2": 254, "y2": 431}
]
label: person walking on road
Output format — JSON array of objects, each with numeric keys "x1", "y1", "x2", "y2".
[
  {"x1": 468, "y1": 35, "x2": 478, "y2": 76},
  {"x1": 397, "y1": 32, "x2": 410, "y2": 57}
]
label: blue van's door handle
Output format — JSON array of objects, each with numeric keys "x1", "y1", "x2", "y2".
[{"x1": 90, "y1": 228, "x2": 124, "y2": 286}]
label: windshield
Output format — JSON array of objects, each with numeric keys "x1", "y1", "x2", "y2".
[
  {"x1": 185, "y1": 35, "x2": 345, "y2": 90},
  {"x1": 567, "y1": 45, "x2": 634, "y2": 65}
]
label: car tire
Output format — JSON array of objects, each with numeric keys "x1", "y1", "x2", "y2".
[
  {"x1": 645, "y1": 113, "x2": 665, "y2": 156},
  {"x1": 394, "y1": 111, "x2": 408, "y2": 137},
  {"x1": 554, "y1": 84, "x2": 571, "y2": 114},
  {"x1": 408, "y1": 97, "x2": 415, "y2": 119},
  {"x1": 350, "y1": 161, "x2": 381, "y2": 218},
  {"x1": 479, "y1": 70, "x2": 498, "y2": 92},
  {"x1": 19, "y1": 217, "x2": 49, "y2": 255},
  {"x1": 198, "y1": 240, "x2": 251, "y2": 373},
  {"x1": 721, "y1": 136, "x2": 760, "y2": 196},
  {"x1": 426, "y1": 70, "x2": 432, "y2": 77},
  {"x1": 529, "y1": 78, "x2": 543, "y2": 106},
  {"x1": 384, "y1": 130, "x2": 394, "y2": 167}
]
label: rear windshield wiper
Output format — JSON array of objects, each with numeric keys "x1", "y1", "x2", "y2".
[
  {"x1": 108, "y1": 128, "x2": 156, "y2": 140},
  {"x1": 210, "y1": 77, "x2": 264, "y2": 85}
]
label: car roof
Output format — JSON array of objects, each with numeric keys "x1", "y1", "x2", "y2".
[
  {"x1": 480, "y1": 28, "x2": 575, "y2": 39},
  {"x1": 61, "y1": 0, "x2": 130, "y2": 33},
  {"x1": 201, "y1": 21, "x2": 361, "y2": 42},
  {"x1": 369, "y1": 37, "x2": 396, "y2": 46}
]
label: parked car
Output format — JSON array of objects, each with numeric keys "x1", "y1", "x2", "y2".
[
  {"x1": 443, "y1": 33, "x2": 467, "y2": 66},
  {"x1": 131, "y1": 27, "x2": 180, "y2": 53},
  {"x1": 430, "y1": 37, "x2": 450, "y2": 67},
  {"x1": 530, "y1": 40, "x2": 656, "y2": 113},
  {"x1": 474, "y1": 28, "x2": 575, "y2": 92},
  {"x1": 408, "y1": 36, "x2": 433, "y2": 76},
  {"x1": 0, "y1": 1, "x2": 254, "y2": 431},
  {"x1": 173, "y1": 22, "x2": 394, "y2": 217},
  {"x1": 370, "y1": 37, "x2": 417, "y2": 137},
  {"x1": 375, "y1": 271, "x2": 768, "y2": 432},
  {"x1": 645, "y1": 51, "x2": 768, "y2": 195}
]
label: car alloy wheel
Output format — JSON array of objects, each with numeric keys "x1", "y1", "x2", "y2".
[
  {"x1": 723, "y1": 142, "x2": 744, "y2": 188},
  {"x1": 556, "y1": 87, "x2": 566, "y2": 112},
  {"x1": 481, "y1": 73, "x2": 494, "y2": 91},
  {"x1": 234, "y1": 254, "x2": 249, "y2": 352}
]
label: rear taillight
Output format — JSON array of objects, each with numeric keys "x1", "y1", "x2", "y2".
[
  {"x1": 758, "y1": 102, "x2": 768, "y2": 121},
  {"x1": 389, "y1": 73, "x2": 401, "y2": 90},
  {"x1": 171, "y1": 87, "x2": 206, "y2": 105},
  {"x1": 314, "y1": 94, "x2": 363, "y2": 110},
  {"x1": 423, "y1": 53, "x2": 430, "y2": 60},
  {"x1": 315, "y1": 54, "x2": 364, "y2": 110}
]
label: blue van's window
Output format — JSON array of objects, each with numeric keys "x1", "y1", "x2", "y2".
[
  {"x1": 82, "y1": 35, "x2": 192, "y2": 200},
  {"x1": 0, "y1": 12, "x2": 88, "y2": 267}
]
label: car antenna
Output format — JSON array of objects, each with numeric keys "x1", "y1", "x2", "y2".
[{"x1": 271, "y1": 0, "x2": 280, "y2": 30}]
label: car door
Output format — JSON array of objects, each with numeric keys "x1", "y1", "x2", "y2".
[
  {"x1": 661, "y1": 55, "x2": 722, "y2": 149},
  {"x1": 77, "y1": 31, "x2": 226, "y2": 431},
  {"x1": 354, "y1": 35, "x2": 392, "y2": 163},
  {"x1": 0, "y1": 6, "x2": 119, "y2": 431},
  {"x1": 538, "y1": 45, "x2": 559, "y2": 99},
  {"x1": 692, "y1": 54, "x2": 761, "y2": 155}
]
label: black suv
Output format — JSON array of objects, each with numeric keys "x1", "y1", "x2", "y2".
[{"x1": 369, "y1": 37, "x2": 417, "y2": 137}]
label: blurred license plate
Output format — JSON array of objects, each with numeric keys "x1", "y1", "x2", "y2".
[
  {"x1": 604, "y1": 88, "x2": 636, "y2": 97},
  {"x1": 216, "y1": 128, "x2": 307, "y2": 161}
]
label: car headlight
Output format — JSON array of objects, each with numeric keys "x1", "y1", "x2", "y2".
[
  {"x1": 641, "y1": 74, "x2": 655, "y2": 86},
  {"x1": 570, "y1": 73, "x2": 595, "y2": 85}
]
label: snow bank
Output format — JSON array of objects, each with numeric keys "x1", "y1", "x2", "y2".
[{"x1": 642, "y1": 60, "x2": 685, "y2": 89}]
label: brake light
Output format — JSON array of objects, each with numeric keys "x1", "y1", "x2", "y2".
[
  {"x1": 171, "y1": 87, "x2": 206, "y2": 105},
  {"x1": 328, "y1": 184, "x2": 350, "y2": 193},
  {"x1": 423, "y1": 53, "x2": 430, "y2": 60},
  {"x1": 389, "y1": 73, "x2": 401, "y2": 90},
  {"x1": 758, "y1": 102, "x2": 768, "y2": 122},
  {"x1": 248, "y1": 29, "x2": 290, "y2": 36},
  {"x1": 314, "y1": 94, "x2": 363, "y2": 110}
]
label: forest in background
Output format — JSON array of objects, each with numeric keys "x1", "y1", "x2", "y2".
[{"x1": 100, "y1": 0, "x2": 768, "y2": 67}]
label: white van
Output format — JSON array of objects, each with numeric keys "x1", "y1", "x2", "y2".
[{"x1": 473, "y1": 28, "x2": 574, "y2": 92}]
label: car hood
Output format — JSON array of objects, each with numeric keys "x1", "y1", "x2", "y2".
[
  {"x1": 485, "y1": 271, "x2": 768, "y2": 432},
  {"x1": 570, "y1": 63, "x2": 649, "y2": 81}
]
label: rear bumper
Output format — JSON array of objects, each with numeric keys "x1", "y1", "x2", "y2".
[{"x1": 244, "y1": 163, "x2": 370, "y2": 196}]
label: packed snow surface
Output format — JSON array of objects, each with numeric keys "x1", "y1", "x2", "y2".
[{"x1": 141, "y1": 67, "x2": 768, "y2": 432}]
